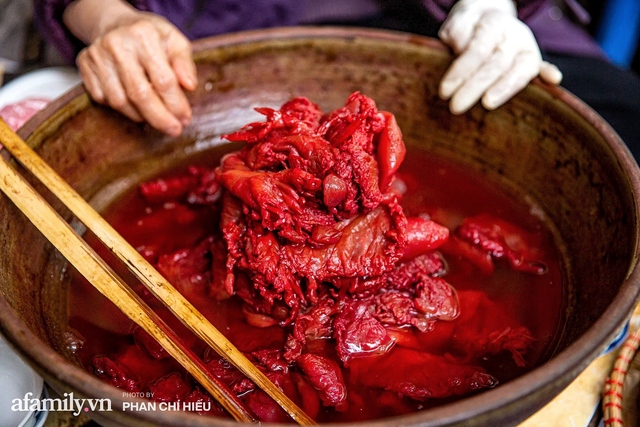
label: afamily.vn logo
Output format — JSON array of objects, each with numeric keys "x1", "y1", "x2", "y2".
[{"x1": 11, "y1": 392, "x2": 112, "y2": 416}]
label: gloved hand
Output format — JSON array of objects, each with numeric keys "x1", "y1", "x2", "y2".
[
  {"x1": 64, "y1": 0, "x2": 197, "y2": 136},
  {"x1": 438, "y1": 0, "x2": 563, "y2": 114}
]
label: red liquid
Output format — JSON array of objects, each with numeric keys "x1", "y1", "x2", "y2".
[{"x1": 68, "y1": 146, "x2": 565, "y2": 423}]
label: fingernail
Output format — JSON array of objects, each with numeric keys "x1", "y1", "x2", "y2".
[
  {"x1": 186, "y1": 77, "x2": 197, "y2": 90},
  {"x1": 439, "y1": 83, "x2": 450, "y2": 99},
  {"x1": 167, "y1": 124, "x2": 182, "y2": 137},
  {"x1": 439, "y1": 80, "x2": 457, "y2": 100},
  {"x1": 187, "y1": 68, "x2": 198, "y2": 90},
  {"x1": 450, "y1": 98, "x2": 471, "y2": 115},
  {"x1": 482, "y1": 95, "x2": 498, "y2": 110},
  {"x1": 181, "y1": 108, "x2": 192, "y2": 127},
  {"x1": 482, "y1": 93, "x2": 505, "y2": 110}
]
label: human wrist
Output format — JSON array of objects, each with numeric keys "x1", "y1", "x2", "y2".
[
  {"x1": 453, "y1": 0, "x2": 517, "y2": 17},
  {"x1": 63, "y1": 0, "x2": 140, "y2": 44}
]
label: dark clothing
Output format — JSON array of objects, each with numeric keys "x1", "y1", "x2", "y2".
[
  {"x1": 424, "y1": 0, "x2": 606, "y2": 58},
  {"x1": 544, "y1": 53, "x2": 640, "y2": 158},
  {"x1": 33, "y1": 0, "x2": 316, "y2": 64}
]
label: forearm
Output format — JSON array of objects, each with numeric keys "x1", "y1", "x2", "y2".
[{"x1": 63, "y1": 0, "x2": 140, "y2": 44}]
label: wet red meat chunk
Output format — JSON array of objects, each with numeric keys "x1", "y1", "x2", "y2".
[
  {"x1": 133, "y1": 326, "x2": 169, "y2": 360},
  {"x1": 121, "y1": 92, "x2": 543, "y2": 420},
  {"x1": 333, "y1": 300, "x2": 395, "y2": 364},
  {"x1": 216, "y1": 92, "x2": 458, "y2": 323},
  {"x1": 140, "y1": 166, "x2": 221, "y2": 205},
  {"x1": 297, "y1": 353, "x2": 348, "y2": 411},
  {"x1": 384, "y1": 289, "x2": 535, "y2": 368},
  {"x1": 92, "y1": 356, "x2": 141, "y2": 391},
  {"x1": 155, "y1": 237, "x2": 213, "y2": 300},
  {"x1": 448, "y1": 290, "x2": 535, "y2": 367},
  {"x1": 146, "y1": 372, "x2": 192, "y2": 402},
  {"x1": 450, "y1": 213, "x2": 548, "y2": 275},
  {"x1": 350, "y1": 347, "x2": 497, "y2": 400}
]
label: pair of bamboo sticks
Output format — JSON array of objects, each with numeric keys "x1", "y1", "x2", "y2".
[{"x1": 0, "y1": 119, "x2": 315, "y2": 425}]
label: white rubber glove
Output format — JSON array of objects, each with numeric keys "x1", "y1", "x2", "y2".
[{"x1": 438, "y1": 0, "x2": 563, "y2": 114}]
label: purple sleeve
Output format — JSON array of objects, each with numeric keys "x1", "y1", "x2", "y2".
[
  {"x1": 146, "y1": 0, "x2": 307, "y2": 41},
  {"x1": 420, "y1": 0, "x2": 547, "y2": 23},
  {"x1": 421, "y1": 0, "x2": 604, "y2": 58},
  {"x1": 33, "y1": 0, "x2": 304, "y2": 64},
  {"x1": 32, "y1": 0, "x2": 151, "y2": 64},
  {"x1": 33, "y1": 0, "x2": 80, "y2": 64}
]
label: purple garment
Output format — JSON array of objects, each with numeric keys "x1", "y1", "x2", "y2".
[
  {"x1": 33, "y1": 0, "x2": 311, "y2": 64},
  {"x1": 523, "y1": 0, "x2": 606, "y2": 57},
  {"x1": 422, "y1": 0, "x2": 546, "y2": 21},
  {"x1": 33, "y1": 0, "x2": 605, "y2": 65},
  {"x1": 423, "y1": 0, "x2": 606, "y2": 58},
  {"x1": 143, "y1": 0, "x2": 308, "y2": 40},
  {"x1": 33, "y1": 0, "x2": 77, "y2": 64}
]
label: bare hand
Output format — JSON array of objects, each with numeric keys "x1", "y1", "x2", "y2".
[{"x1": 75, "y1": 12, "x2": 197, "y2": 136}]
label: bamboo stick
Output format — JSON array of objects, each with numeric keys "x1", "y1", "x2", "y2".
[
  {"x1": 0, "y1": 150, "x2": 255, "y2": 422},
  {"x1": 0, "y1": 119, "x2": 315, "y2": 425}
]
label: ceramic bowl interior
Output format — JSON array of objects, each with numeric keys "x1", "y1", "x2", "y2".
[
  {"x1": 0, "y1": 27, "x2": 639, "y2": 427},
  {"x1": 0, "y1": 334, "x2": 45, "y2": 427}
]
